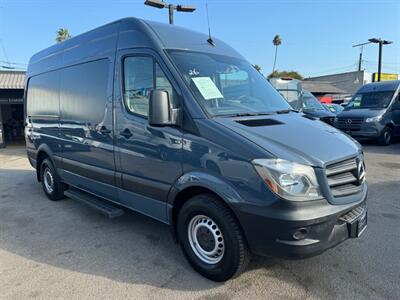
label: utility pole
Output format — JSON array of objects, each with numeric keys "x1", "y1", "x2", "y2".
[
  {"x1": 144, "y1": 0, "x2": 196, "y2": 25},
  {"x1": 357, "y1": 46, "x2": 363, "y2": 71},
  {"x1": 352, "y1": 41, "x2": 372, "y2": 72},
  {"x1": 168, "y1": 4, "x2": 174, "y2": 24},
  {"x1": 368, "y1": 38, "x2": 393, "y2": 81}
]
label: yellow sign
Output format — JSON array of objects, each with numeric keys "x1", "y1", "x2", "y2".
[{"x1": 372, "y1": 73, "x2": 398, "y2": 82}]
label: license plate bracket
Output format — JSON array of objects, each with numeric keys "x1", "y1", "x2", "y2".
[{"x1": 348, "y1": 211, "x2": 367, "y2": 238}]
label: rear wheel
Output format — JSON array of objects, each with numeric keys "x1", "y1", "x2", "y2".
[
  {"x1": 40, "y1": 158, "x2": 66, "y2": 201},
  {"x1": 378, "y1": 126, "x2": 392, "y2": 146},
  {"x1": 177, "y1": 194, "x2": 250, "y2": 281}
]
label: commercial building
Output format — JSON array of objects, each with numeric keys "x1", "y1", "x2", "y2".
[
  {"x1": 0, "y1": 71, "x2": 25, "y2": 147},
  {"x1": 301, "y1": 80, "x2": 346, "y2": 99},
  {"x1": 305, "y1": 70, "x2": 373, "y2": 96}
]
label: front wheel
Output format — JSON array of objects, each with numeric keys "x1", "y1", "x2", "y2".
[
  {"x1": 177, "y1": 194, "x2": 250, "y2": 281},
  {"x1": 378, "y1": 126, "x2": 392, "y2": 146}
]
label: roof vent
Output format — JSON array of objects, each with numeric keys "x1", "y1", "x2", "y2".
[{"x1": 236, "y1": 118, "x2": 283, "y2": 127}]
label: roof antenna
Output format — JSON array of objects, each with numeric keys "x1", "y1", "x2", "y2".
[{"x1": 205, "y1": 2, "x2": 215, "y2": 46}]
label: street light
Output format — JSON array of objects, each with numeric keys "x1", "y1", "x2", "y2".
[
  {"x1": 144, "y1": 0, "x2": 196, "y2": 25},
  {"x1": 368, "y1": 38, "x2": 393, "y2": 81}
]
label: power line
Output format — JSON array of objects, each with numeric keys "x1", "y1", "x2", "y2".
[
  {"x1": 0, "y1": 39, "x2": 11, "y2": 68},
  {"x1": 304, "y1": 63, "x2": 358, "y2": 77},
  {"x1": 0, "y1": 60, "x2": 27, "y2": 66},
  {"x1": 363, "y1": 60, "x2": 400, "y2": 66}
]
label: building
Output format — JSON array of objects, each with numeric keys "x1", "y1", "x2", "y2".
[
  {"x1": 304, "y1": 70, "x2": 373, "y2": 98},
  {"x1": 301, "y1": 80, "x2": 346, "y2": 99},
  {"x1": 0, "y1": 71, "x2": 25, "y2": 147}
]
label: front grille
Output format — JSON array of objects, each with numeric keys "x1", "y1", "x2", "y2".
[
  {"x1": 336, "y1": 117, "x2": 364, "y2": 131},
  {"x1": 326, "y1": 157, "x2": 364, "y2": 197},
  {"x1": 339, "y1": 204, "x2": 366, "y2": 223},
  {"x1": 320, "y1": 116, "x2": 335, "y2": 125}
]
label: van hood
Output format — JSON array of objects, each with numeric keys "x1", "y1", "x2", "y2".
[
  {"x1": 215, "y1": 112, "x2": 361, "y2": 167},
  {"x1": 339, "y1": 108, "x2": 385, "y2": 118}
]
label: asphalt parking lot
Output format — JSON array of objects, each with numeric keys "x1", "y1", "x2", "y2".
[{"x1": 0, "y1": 143, "x2": 399, "y2": 299}]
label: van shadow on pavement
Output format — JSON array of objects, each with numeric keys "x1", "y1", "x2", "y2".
[{"x1": 0, "y1": 167, "x2": 325, "y2": 296}]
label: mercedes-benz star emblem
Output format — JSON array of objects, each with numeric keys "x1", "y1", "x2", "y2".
[{"x1": 346, "y1": 119, "x2": 352, "y2": 124}]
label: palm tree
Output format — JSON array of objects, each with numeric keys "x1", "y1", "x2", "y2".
[
  {"x1": 56, "y1": 28, "x2": 71, "y2": 43},
  {"x1": 272, "y1": 35, "x2": 282, "y2": 73},
  {"x1": 253, "y1": 64, "x2": 262, "y2": 73}
]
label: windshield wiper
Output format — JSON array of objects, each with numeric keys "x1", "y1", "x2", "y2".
[
  {"x1": 274, "y1": 108, "x2": 297, "y2": 114},
  {"x1": 229, "y1": 112, "x2": 274, "y2": 117}
]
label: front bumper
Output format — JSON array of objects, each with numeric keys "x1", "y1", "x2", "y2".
[
  {"x1": 335, "y1": 123, "x2": 383, "y2": 139},
  {"x1": 235, "y1": 185, "x2": 368, "y2": 259}
]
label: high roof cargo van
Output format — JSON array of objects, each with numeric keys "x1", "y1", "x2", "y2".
[
  {"x1": 25, "y1": 18, "x2": 368, "y2": 281},
  {"x1": 334, "y1": 80, "x2": 400, "y2": 145}
]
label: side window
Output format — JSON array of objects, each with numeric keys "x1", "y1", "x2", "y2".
[
  {"x1": 60, "y1": 59, "x2": 109, "y2": 124},
  {"x1": 156, "y1": 63, "x2": 175, "y2": 104},
  {"x1": 123, "y1": 56, "x2": 176, "y2": 117},
  {"x1": 27, "y1": 70, "x2": 60, "y2": 117},
  {"x1": 395, "y1": 93, "x2": 400, "y2": 109}
]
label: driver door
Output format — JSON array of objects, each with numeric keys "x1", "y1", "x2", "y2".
[{"x1": 114, "y1": 49, "x2": 183, "y2": 222}]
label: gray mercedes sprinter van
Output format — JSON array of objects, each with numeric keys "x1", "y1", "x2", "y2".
[
  {"x1": 334, "y1": 80, "x2": 400, "y2": 145},
  {"x1": 25, "y1": 18, "x2": 368, "y2": 281}
]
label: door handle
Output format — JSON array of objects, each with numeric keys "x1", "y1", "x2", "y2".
[
  {"x1": 98, "y1": 126, "x2": 111, "y2": 135},
  {"x1": 120, "y1": 128, "x2": 133, "y2": 139}
]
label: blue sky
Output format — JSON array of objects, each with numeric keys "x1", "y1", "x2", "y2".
[{"x1": 0, "y1": 0, "x2": 399, "y2": 77}]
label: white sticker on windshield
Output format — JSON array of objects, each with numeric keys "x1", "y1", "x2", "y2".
[{"x1": 191, "y1": 77, "x2": 224, "y2": 100}]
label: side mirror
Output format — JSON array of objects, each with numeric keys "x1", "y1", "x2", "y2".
[{"x1": 148, "y1": 90, "x2": 181, "y2": 126}]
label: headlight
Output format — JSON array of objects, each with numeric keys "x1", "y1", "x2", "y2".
[
  {"x1": 252, "y1": 159, "x2": 322, "y2": 201},
  {"x1": 365, "y1": 115, "x2": 382, "y2": 123}
]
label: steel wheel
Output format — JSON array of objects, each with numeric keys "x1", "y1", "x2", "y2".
[
  {"x1": 43, "y1": 167, "x2": 55, "y2": 194},
  {"x1": 384, "y1": 130, "x2": 392, "y2": 144},
  {"x1": 187, "y1": 214, "x2": 225, "y2": 264}
]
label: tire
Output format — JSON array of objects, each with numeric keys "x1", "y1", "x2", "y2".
[
  {"x1": 378, "y1": 126, "x2": 392, "y2": 146},
  {"x1": 40, "y1": 158, "x2": 66, "y2": 201},
  {"x1": 177, "y1": 194, "x2": 250, "y2": 281}
]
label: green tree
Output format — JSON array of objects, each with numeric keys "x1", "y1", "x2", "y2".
[
  {"x1": 272, "y1": 35, "x2": 282, "y2": 73},
  {"x1": 56, "y1": 28, "x2": 71, "y2": 43},
  {"x1": 253, "y1": 64, "x2": 262, "y2": 73},
  {"x1": 268, "y1": 70, "x2": 304, "y2": 80}
]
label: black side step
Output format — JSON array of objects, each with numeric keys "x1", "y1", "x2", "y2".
[{"x1": 64, "y1": 188, "x2": 124, "y2": 218}]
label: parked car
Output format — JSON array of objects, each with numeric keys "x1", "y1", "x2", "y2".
[
  {"x1": 334, "y1": 80, "x2": 400, "y2": 145},
  {"x1": 269, "y1": 78, "x2": 336, "y2": 124},
  {"x1": 300, "y1": 90, "x2": 336, "y2": 124},
  {"x1": 324, "y1": 103, "x2": 344, "y2": 115},
  {"x1": 25, "y1": 18, "x2": 368, "y2": 281}
]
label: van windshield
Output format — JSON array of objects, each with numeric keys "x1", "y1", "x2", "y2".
[
  {"x1": 346, "y1": 91, "x2": 394, "y2": 109},
  {"x1": 168, "y1": 50, "x2": 290, "y2": 116},
  {"x1": 301, "y1": 91, "x2": 325, "y2": 111}
]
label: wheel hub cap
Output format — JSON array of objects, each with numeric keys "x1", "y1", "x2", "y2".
[
  {"x1": 188, "y1": 215, "x2": 225, "y2": 264},
  {"x1": 44, "y1": 168, "x2": 54, "y2": 194}
]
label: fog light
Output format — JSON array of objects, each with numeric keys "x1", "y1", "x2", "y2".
[{"x1": 292, "y1": 228, "x2": 308, "y2": 240}]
